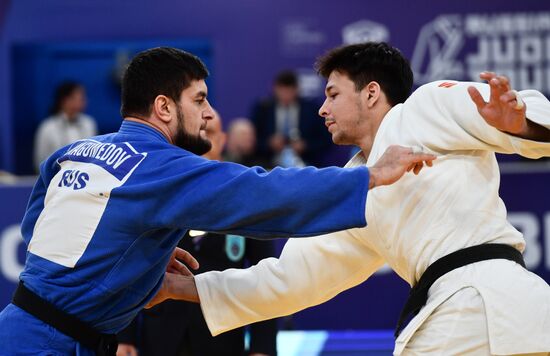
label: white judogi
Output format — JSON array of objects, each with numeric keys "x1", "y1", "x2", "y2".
[{"x1": 195, "y1": 81, "x2": 550, "y2": 355}]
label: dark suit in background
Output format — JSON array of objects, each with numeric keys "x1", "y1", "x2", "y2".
[
  {"x1": 251, "y1": 97, "x2": 332, "y2": 167},
  {"x1": 250, "y1": 70, "x2": 332, "y2": 168},
  {"x1": 118, "y1": 231, "x2": 278, "y2": 356}
]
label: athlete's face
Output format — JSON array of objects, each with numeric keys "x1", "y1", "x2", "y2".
[
  {"x1": 318, "y1": 71, "x2": 370, "y2": 146},
  {"x1": 173, "y1": 79, "x2": 214, "y2": 155}
]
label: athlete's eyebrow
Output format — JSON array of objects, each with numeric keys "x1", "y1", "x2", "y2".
[{"x1": 325, "y1": 85, "x2": 335, "y2": 95}]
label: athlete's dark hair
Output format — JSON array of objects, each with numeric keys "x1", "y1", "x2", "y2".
[
  {"x1": 120, "y1": 47, "x2": 209, "y2": 117},
  {"x1": 316, "y1": 42, "x2": 413, "y2": 106}
]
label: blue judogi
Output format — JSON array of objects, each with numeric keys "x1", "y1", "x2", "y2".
[{"x1": 0, "y1": 121, "x2": 370, "y2": 355}]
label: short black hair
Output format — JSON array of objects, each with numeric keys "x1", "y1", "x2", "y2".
[
  {"x1": 274, "y1": 70, "x2": 298, "y2": 88},
  {"x1": 50, "y1": 81, "x2": 83, "y2": 115},
  {"x1": 120, "y1": 47, "x2": 209, "y2": 118},
  {"x1": 316, "y1": 42, "x2": 413, "y2": 106}
]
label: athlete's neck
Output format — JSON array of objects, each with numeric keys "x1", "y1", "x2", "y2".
[
  {"x1": 124, "y1": 117, "x2": 173, "y2": 144},
  {"x1": 358, "y1": 105, "x2": 393, "y2": 159}
]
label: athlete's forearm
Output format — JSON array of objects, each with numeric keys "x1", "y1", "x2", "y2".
[
  {"x1": 145, "y1": 274, "x2": 199, "y2": 309},
  {"x1": 168, "y1": 274, "x2": 199, "y2": 303}
]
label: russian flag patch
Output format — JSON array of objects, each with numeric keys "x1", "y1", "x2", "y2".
[{"x1": 438, "y1": 82, "x2": 457, "y2": 88}]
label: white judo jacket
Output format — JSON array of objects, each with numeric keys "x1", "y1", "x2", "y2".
[{"x1": 195, "y1": 81, "x2": 550, "y2": 355}]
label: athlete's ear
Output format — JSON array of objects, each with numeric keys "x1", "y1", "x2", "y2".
[
  {"x1": 152, "y1": 95, "x2": 173, "y2": 124},
  {"x1": 363, "y1": 81, "x2": 381, "y2": 108}
]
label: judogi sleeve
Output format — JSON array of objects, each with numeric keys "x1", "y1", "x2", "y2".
[
  {"x1": 405, "y1": 81, "x2": 550, "y2": 158},
  {"x1": 128, "y1": 158, "x2": 371, "y2": 238},
  {"x1": 194, "y1": 228, "x2": 384, "y2": 335}
]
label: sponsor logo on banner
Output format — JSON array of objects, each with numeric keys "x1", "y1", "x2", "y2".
[
  {"x1": 0, "y1": 225, "x2": 24, "y2": 283},
  {"x1": 225, "y1": 234, "x2": 245, "y2": 262},
  {"x1": 280, "y1": 19, "x2": 326, "y2": 57},
  {"x1": 297, "y1": 68, "x2": 325, "y2": 98},
  {"x1": 342, "y1": 20, "x2": 390, "y2": 45},
  {"x1": 411, "y1": 12, "x2": 550, "y2": 94}
]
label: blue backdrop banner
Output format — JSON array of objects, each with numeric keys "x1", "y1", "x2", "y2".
[{"x1": 2, "y1": 1, "x2": 550, "y2": 172}]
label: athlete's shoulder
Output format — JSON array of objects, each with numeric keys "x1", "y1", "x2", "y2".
[
  {"x1": 412, "y1": 80, "x2": 459, "y2": 96},
  {"x1": 419, "y1": 80, "x2": 490, "y2": 93},
  {"x1": 406, "y1": 80, "x2": 476, "y2": 107}
]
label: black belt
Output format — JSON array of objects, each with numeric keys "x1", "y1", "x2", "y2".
[
  {"x1": 12, "y1": 282, "x2": 117, "y2": 356},
  {"x1": 394, "y1": 243, "x2": 525, "y2": 338}
]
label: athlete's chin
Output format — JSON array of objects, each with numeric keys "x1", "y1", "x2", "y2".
[
  {"x1": 332, "y1": 134, "x2": 357, "y2": 148},
  {"x1": 194, "y1": 139, "x2": 212, "y2": 156},
  {"x1": 331, "y1": 132, "x2": 346, "y2": 145}
]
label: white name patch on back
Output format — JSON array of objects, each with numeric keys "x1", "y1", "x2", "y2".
[{"x1": 28, "y1": 140, "x2": 147, "y2": 268}]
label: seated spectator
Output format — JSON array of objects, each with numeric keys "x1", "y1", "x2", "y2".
[
  {"x1": 116, "y1": 111, "x2": 278, "y2": 356},
  {"x1": 250, "y1": 70, "x2": 331, "y2": 168},
  {"x1": 33, "y1": 81, "x2": 97, "y2": 172},
  {"x1": 224, "y1": 118, "x2": 267, "y2": 167}
]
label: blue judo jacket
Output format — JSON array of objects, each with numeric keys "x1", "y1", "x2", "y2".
[{"x1": 16, "y1": 120, "x2": 370, "y2": 335}]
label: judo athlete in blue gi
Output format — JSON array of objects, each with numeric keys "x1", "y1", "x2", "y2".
[{"x1": 0, "y1": 47, "x2": 435, "y2": 355}]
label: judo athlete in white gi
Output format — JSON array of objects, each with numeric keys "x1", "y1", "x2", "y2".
[
  {"x1": 0, "y1": 47, "x2": 435, "y2": 356},
  {"x1": 151, "y1": 43, "x2": 550, "y2": 355}
]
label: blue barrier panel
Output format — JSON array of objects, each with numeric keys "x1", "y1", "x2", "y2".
[{"x1": 275, "y1": 330, "x2": 394, "y2": 356}]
